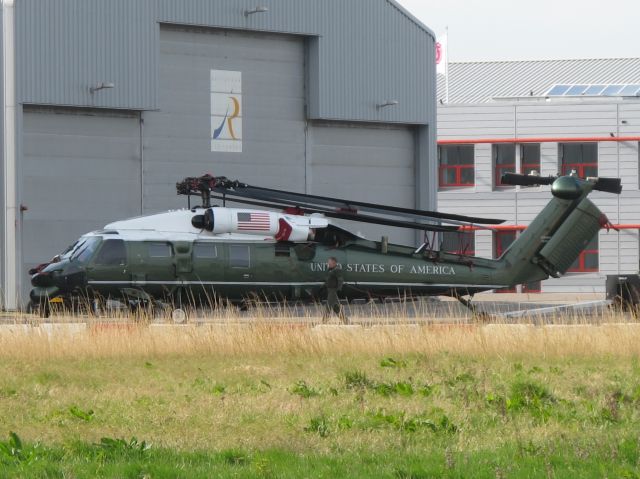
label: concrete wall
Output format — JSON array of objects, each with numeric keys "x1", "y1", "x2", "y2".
[{"x1": 438, "y1": 99, "x2": 640, "y2": 293}]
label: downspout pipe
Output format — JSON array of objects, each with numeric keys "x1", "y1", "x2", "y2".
[{"x1": 2, "y1": 0, "x2": 16, "y2": 310}]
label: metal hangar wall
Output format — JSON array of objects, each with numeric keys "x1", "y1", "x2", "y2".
[{"x1": 0, "y1": 0, "x2": 438, "y2": 308}]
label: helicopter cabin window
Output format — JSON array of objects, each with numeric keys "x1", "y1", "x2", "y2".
[
  {"x1": 229, "y1": 245, "x2": 251, "y2": 268},
  {"x1": 70, "y1": 237, "x2": 101, "y2": 263},
  {"x1": 147, "y1": 242, "x2": 173, "y2": 258},
  {"x1": 193, "y1": 242, "x2": 218, "y2": 259},
  {"x1": 568, "y1": 236, "x2": 599, "y2": 273},
  {"x1": 559, "y1": 143, "x2": 598, "y2": 178},
  {"x1": 93, "y1": 239, "x2": 127, "y2": 265},
  {"x1": 493, "y1": 144, "x2": 516, "y2": 188},
  {"x1": 440, "y1": 231, "x2": 475, "y2": 255},
  {"x1": 274, "y1": 243, "x2": 291, "y2": 257},
  {"x1": 438, "y1": 145, "x2": 474, "y2": 187}
]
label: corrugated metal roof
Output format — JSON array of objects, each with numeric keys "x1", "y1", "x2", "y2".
[{"x1": 437, "y1": 58, "x2": 640, "y2": 104}]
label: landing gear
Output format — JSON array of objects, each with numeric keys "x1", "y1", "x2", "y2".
[
  {"x1": 455, "y1": 294, "x2": 491, "y2": 322},
  {"x1": 26, "y1": 299, "x2": 50, "y2": 318}
]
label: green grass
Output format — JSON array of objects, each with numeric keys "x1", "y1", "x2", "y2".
[{"x1": 2, "y1": 351, "x2": 640, "y2": 477}]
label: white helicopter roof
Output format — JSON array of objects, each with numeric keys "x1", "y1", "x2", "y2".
[{"x1": 98, "y1": 208, "x2": 335, "y2": 243}]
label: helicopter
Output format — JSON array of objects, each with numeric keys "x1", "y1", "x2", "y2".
[{"x1": 27, "y1": 172, "x2": 622, "y2": 318}]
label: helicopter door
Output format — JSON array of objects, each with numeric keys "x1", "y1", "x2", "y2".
[
  {"x1": 173, "y1": 242, "x2": 193, "y2": 275},
  {"x1": 86, "y1": 239, "x2": 129, "y2": 296},
  {"x1": 224, "y1": 244, "x2": 253, "y2": 299}
]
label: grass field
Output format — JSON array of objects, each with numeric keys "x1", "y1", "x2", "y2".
[{"x1": 1, "y1": 319, "x2": 640, "y2": 478}]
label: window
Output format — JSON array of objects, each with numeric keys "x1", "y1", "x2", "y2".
[
  {"x1": 147, "y1": 242, "x2": 173, "y2": 258},
  {"x1": 568, "y1": 236, "x2": 599, "y2": 273},
  {"x1": 493, "y1": 144, "x2": 516, "y2": 187},
  {"x1": 439, "y1": 145, "x2": 474, "y2": 187},
  {"x1": 521, "y1": 143, "x2": 541, "y2": 176},
  {"x1": 494, "y1": 231, "x2": 517, "y2": 293},
  {"x1": 560, "y1": 143, "x2": 597, "y2": 178},
  {"x1": 71, "y1": 237, "x2": 101, "y2": 264},
  {"x1": 275, "y1": 244, "x2": 291, "y2": 257},
  {"x1": 94, "y1": 239, "x2": 126, "y2": 265},
  {"x1": 193, "y1": 242, "x2": 218, "y2": 259},
  {"x1": 441, "y1": 231, "x2": 475, "y2": 255},
  {"x1": 229, "y1": 244, "x2": 250, "y2": 268}
]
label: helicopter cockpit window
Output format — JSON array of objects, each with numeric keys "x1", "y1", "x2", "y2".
[
  {"x1": 229, "y1": 245, "x2": 250, "y2": 268},
  {"x1": 94, "y1": 239, "x2": 127, "y2": 266},
  {"x1": 147, "y1": 242, "x2": 173, "y2": 258},
  {"x1": 193, "y1": 242, "x2": 218, "y2": 259},
  {"x1": 70, "y1": 237, "x2": 101, "y2": 263}
]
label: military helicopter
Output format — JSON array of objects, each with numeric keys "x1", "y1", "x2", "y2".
[{"x1": 28, "y1": 172, "x2": 622, "y2": 318}]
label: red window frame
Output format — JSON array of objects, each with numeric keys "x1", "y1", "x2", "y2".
[
  {"x1": 568, "y1": 248, "x2": 599, "y2": 273},
  {"x1": 561, "y1": 163, "x2": 598, "y2": 178},
  {"x1": 493, "y1": 144, "x2": 516, "y2": 188},
  {"x1": 439, "y1": 145, "x2": 475, "y2": 188},
  {"x1": 439, "y1": 165, "x2": 475, "y2": 187},
  {"x1": 520, "y1": 144, "x2": 541, "y2": 177},
  {"x1": 560, "y1": 143, "x2": 598, "y2": 178},
  {"x1": 441, "y1": 231, "x2": 475, "y2": 256}
]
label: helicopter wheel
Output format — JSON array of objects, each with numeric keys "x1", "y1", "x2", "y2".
[
  {"x1": 27, "y1": 299, "x2": 50, "y2": 319},
  {"x1": 170, "y1": 288, "x2": 189, "y2": 324}
]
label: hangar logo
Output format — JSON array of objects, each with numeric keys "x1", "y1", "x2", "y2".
[{"x1": 211, "y1": 70, "x2": 242, "y2": 153}]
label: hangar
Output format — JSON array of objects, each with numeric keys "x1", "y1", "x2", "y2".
[{"x1": 0, "y1": 0, "x2": 438, "y2": 309}]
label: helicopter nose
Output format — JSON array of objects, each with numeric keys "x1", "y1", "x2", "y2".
[{"x1": 31, "y1": 271, "x2": 55, "y2": 287}]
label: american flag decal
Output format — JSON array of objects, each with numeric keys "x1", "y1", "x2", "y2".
[{"x1": 237, "y1": 212, "x2": 271, "y2": 231}]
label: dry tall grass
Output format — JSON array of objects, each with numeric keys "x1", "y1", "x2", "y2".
[{"x1": 1, "y1": 313, "x2": 639, "y2": 361}]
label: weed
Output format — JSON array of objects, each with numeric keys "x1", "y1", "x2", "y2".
[
  {"x1": 507, "y1": 380, "x2": 555, "y2": 415},
  {"x1": 260, "y1": 379, "x2": 272, "y2": 390},
  {"x1": 418, "y1": 384, "x2": 434, "y2": 397},
  {"x1": 219, "y1": 449, "x2": 250, "y2": 466},
  {"x1": 0, "y1": 387, "x2": 17, "y2": 398},
  {"x1": 395, "y1": 469, "x2": 430, "y2": 479},
  {"x1": 69, "y1": 405, "x2": 94, "y2": 422},
  {"x1": 337, "y1": 416, "x2": 353, "y2": 430},
  {"x1": 380, "y1": 357, "x2": 407, "y2": 368},
  {"x1": 0, "y1": 432, "x2": 39, "y2": 465},
  {"x1": 290, "y1": 380, "x2": 319, "y2": 398},
  {"x1": 211, "y1": 383, "x2": 226, "y2": 395},
  {"x1": 98, "y1": 437, "x2": 150, "y2": 457},
  {"x1": 305, "y1": 415, "x2": 330, "y2": 437},
  {"x1": 344, "y1": 370, "x2": 373, "y2": 390}
]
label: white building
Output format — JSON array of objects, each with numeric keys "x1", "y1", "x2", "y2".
[{"x1": 437, "y1": 58, "x2": 640, "y2": 293}]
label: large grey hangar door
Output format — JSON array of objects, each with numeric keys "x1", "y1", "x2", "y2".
[
  {"x1": 144, "y1": 25, "x2": 306, "y2": 211},
  {"x1": 309, "y1": 123, "x2": 417, "y2": 246},
  {"x1": 21, "y1": 107, "x2": 141, "y2": 298}
]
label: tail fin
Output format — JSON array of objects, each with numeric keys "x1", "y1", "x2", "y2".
[{"x1": 494, "y1": 175, "x2": 614, "y2": 286}]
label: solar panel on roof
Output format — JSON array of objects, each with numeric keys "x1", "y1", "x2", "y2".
[
  {"x1": 565, "y1": 85, "x2": 588, "y2": 95},
  {"x1": 547, "y1": 85, "x2": 571, "y2": 96},
  {"x1": 583, "y1": 85, "x2": 606, "y2": 95},
  {"x1": 545, "y1": 83, "x2": 640, "y2": 98},
  {"x1": 619, "y1": 84, "x2": 640, "y2": 96},
  {"x1": 601, "y1": 85, "x2": 624, "y2": 96}
]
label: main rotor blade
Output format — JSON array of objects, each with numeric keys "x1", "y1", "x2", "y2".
[
  {"x1": 220, "y1": 185, "x2": 505, "y2": 225},
  {"x1": 208, "y1": 194, "x2": 460, "y2": 233}
]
